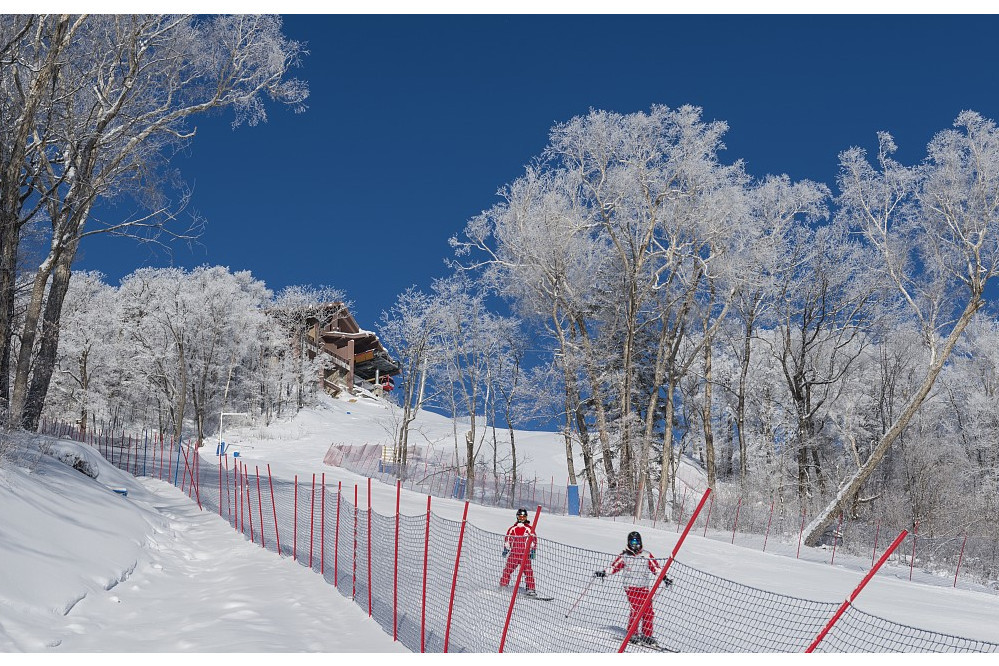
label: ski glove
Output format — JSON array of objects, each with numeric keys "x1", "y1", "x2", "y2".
[
  {"x1": 663, "y1": 577, "x2": 674, "y2": 588},
  {"x1": 594, "y1": 570, "x2": 606, "y2": 578},
  {"x1": 502, "y1": 548, "x2": 509, "y2": 557}
]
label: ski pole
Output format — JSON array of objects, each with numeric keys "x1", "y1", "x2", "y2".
[{"x1": 565, "y1": 575, "x2": 599, "y2": 619}]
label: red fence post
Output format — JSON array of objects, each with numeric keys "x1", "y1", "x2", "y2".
[
  {"x1": 293, "y1": 475, "x2": 298, "y2": 561},
  {"x1": 443, "y1": 500, "x2": 470, "y2": 653},
  {"x1": 309, "y1": 473, "x2": 316, "y2": 568},
  {"x1": 806, "y1": 530, "x2": 909, "y2": 652},
  {"x1": 238, "y1": 461, "x2": 245, "y2": 535},
  {"x1": 255, "y1": 466, "x2": 265, "y2": 548},
  {"x1": 245, "y1": 466, "x2": 254, "y2": 544},
  {"x1": 763, "y1": 500, "x2": 775, "y2": 552},
  {"x1": 218, "y1": 456, "x2": 223, "y2": 517},
  {"x1": 954, "y1": 535, "x2": 967, "y2": 587},
  {"x1": 421, "y1": 495, "x2": 431, "y2": 653},
  {"x1": 353, "y1": 484, "x2": 358, "y2": 600},
  {"x1": 394, "y1": 480, "x2": 401, "y2": 641},
  {"x1": 619, "y1": 489, "x2": 712, "y2": 652},
  {"x1": 367, "y1": 477, "x2": 372, "y2": 616},
  {"x1": 267, "y1": 464, "x2": 280, "y2": 555},
  {"x1": 335, "y1": 481, "x2": 342, "y2": 589},
  {"x1": 321, "y1": 473, "x2": 326, "y2": 576},
  {"x1": 909, "y1": 520, "x2": 919, "y2": 581},
  {"x1": 224, "y1": 455, "x2": 231, "y2": 522}
]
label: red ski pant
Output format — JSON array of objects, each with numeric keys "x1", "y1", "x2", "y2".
[
  {"x1": 499, "y1": 555, "x2": 536, "y2": 590},
  {"x1": 625, "y1": 586, "x2": 654, "y2": 637}
]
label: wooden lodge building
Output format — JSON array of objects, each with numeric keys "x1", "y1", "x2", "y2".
[{"x1": 300, "y1": 303, "x2": 400, "y2": 396}]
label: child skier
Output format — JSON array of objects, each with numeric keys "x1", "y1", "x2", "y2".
[
  {"x1": 499, "y1": 507, "x2": 538, "y2": 597},
  {"x1": 594, "y1": 530, "x2": 671, "y2": 647}
]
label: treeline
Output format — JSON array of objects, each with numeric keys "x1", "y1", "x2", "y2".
[
  {"x1": 381, "y1": 106, "x2": 999, "y2": 546},
  {"x1": 41, "y1": 267, "x2": 344, "y2": 447}
]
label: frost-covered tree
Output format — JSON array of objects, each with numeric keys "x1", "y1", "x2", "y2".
[
  {"x1": 45, "y1": 271, "x2": 121, "y2": 433},
  {"x1": 115, "y1": 266, "x2": 272, "y2": 444},
  {"x1": 0, "y1": 14, "x2": 308, "y2": 430},
  {"x1": 805, "y1": 111, "x2": 999, "y2": 545},
  {"x1": 379, "y1": 286, "x2": 444, "y2": 471}
]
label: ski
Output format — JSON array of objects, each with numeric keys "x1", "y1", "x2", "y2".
[
  {"x1": 489, "y1": 587, "x2": 554, "y2": 601},
  {"x1": 601, "y1": 626, "x2": 675, "y2": 652}
]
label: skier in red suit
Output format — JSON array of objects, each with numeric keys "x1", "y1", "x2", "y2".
[
  {"x1": 594, "y1": 531, "x2": 671, "y2": 648},
  {"x1": 499, "y1": 507, "x2": 538, "y2": 597}
]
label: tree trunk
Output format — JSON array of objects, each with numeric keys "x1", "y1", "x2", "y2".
[
  {"x1": 703, "y1": 338, "x2": 715, "y2": 489},
  {"x1": 22, "y1": 243, "x2": 77, "y2": 430},
  {"x1": 10, "y1": 252, "x2": 57, "y2": 426},
  {"x1": 803, "y1": 295, "x2": 984, "y2": 546}
]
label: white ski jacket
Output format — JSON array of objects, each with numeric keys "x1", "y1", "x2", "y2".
[{"x1": 602, "y1": 549, "x2": 660, "y2": 589}]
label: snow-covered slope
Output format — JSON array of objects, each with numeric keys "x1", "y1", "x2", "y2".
[{"x1": 3, "y1": 391, "x2": 999, "y2": 652}]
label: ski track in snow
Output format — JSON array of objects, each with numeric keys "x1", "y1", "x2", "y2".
[{"x1": 45, "y1": 478, "x2": 406, "y2": 653}]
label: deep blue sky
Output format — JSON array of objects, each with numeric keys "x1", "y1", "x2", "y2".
[{"x1": 75, "y1": 14, "x2": 999, "y2": 328}]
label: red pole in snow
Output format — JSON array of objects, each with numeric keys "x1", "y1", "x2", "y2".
[
  {"x1": 238, "y1": 461, "x2": 244, "y2": 535},
  {"x1": 255, "y1": 466, "x2": 265, "y2": 548},
  {"x1": 394, "y1": 480, "x2": 401, "y2": 641},
  {"x1": 224, "y1": 455, "x2": 231, "y2": 522},
  {"x1": 420, "y1": 495, "x2": 432, "y2": 653},
  {"x1": 293, "y1": 475, "x2": 298, "y2": 561},
  {"x1": 806, "y1": 530, "x2": 909, "y2": 653},
  {"x1": 353, "y1": 484, "x2": 358, "y2": 600},
  {"x1": 268, "y1": 464, "x2": 280, "y2": 556},
  {"x1": 619, "y1": 489, "x2": 712, "y2": 652},
  {"x1": 335, "y1": 481, "x2": 342, "y2": 589},
  {"x1": 954, "y1": 535, "x2": 967, "y2": 587},
  {"x1": 245, "y1": 466, "x2": 254, "y2": 544},
  {"x1": 192, "y1": 443, "x2": 202, "y2": 509},
  {"x1": 321, "y1": 473, "x2": 326, "y2": 576},
  {"x1": 444, "y1": 501, "x2": 470, "y2": 653},
  {"x1": 309, "y1": 473, "x2": 316, "y2": 568},
  {"x1": 909, "y1": 520, "x2": 919, "y2": 581},
  {"x1": 763, "y1": 500, "x2": 775, "y2": 552},
  {"x1": 367, "y1": 477, "x2": 372, "y2": 616}
]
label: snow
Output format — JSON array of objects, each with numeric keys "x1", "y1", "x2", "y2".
[{"x1": 3, "y1": 391, "x2": 999, "y2": 655}]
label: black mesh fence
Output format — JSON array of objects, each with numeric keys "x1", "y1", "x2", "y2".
[{"x1": 40, "y1": 421, "x2": 999, "y2": 653}]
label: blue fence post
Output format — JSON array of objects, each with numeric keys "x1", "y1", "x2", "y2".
[{"x1": 567, "y1": 485, "x2": 580, "y2": 516}]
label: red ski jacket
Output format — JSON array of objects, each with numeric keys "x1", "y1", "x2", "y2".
[{"x1": 503, "y1": 522, "x2": 537, "y2": 556}]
